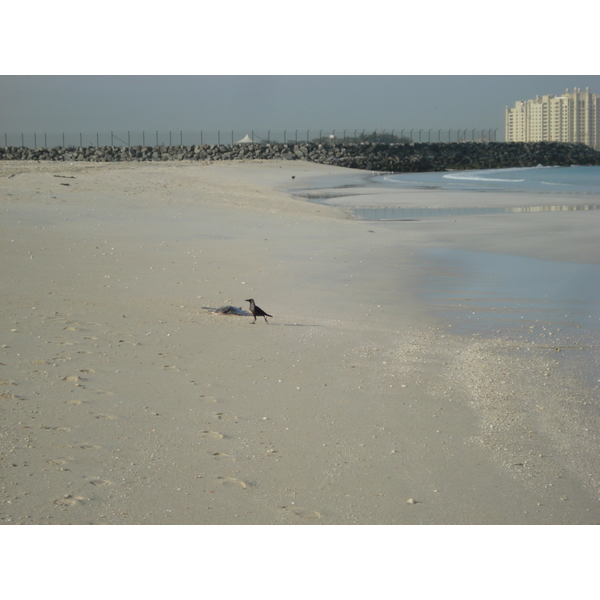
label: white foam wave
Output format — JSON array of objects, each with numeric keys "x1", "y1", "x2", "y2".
[
  {"x1": 381, "y1": 175, "x2": 427, "y2": 186},
  {"x1": 443, "y1": 172, "x2": 525, "y2": 183},
  {"x1": 442, "y1": 166, "x2": 550, "y2": 183}
]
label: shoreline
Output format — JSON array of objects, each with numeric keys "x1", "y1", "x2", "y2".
[{"x1": 1, "y1": 160, "x2": 599, "y2": 524}]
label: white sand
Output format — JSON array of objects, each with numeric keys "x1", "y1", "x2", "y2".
[{"x1": 1, "y1": 159, "x2": 599, "y2": 524}]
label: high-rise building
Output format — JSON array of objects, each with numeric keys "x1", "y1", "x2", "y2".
[{"x1": 505, "y1": 88, "x2": 600, "y2": 149}]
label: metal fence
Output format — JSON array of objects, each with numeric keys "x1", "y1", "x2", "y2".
[{"x1": 1, "y1": 128, "x2": 499, "y2": 149}]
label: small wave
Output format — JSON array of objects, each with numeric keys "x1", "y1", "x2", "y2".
[
  {"x1": 381, "y1": 176, "x2": 432, "y2": 186},
  {"x1": 443, "y1": 173, "x2": 525, "y2": 183}
]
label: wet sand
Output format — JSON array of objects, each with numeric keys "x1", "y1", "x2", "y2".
[{"x1": 1, "y1": 159, "x2": 599, "y2": 524}]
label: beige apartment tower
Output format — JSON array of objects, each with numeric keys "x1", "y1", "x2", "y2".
[{"x1": 506, "y1": 88, "x2": 600, "y2": 150}]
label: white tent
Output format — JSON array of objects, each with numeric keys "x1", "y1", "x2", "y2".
[{"x1": 235, "y1": 134, "x2": 256, "y2": 144}]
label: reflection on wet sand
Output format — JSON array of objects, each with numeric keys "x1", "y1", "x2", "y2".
[{"x1": 354, "y1": 203, "x2": 600, "y2": 221}]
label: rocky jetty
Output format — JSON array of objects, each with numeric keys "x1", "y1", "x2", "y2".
[{"x1": 2, "y1": 141, "x2": 599, "y2": 172}]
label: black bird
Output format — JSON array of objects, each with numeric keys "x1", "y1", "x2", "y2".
[{"x1": 245, "y1": 299, "x2": 272, "y2": 324}]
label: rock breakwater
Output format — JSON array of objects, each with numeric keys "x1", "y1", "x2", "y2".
[{"x1": 2, "y1": 141, "x2": 599, "y2": 172}]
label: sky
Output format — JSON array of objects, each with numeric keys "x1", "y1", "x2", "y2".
[
  {"x1": 2, "y1": 4, "x2": 598, "y2": 143},
  {"x1": 2, "y1": 75, "x2": 600, "y2": 140}
]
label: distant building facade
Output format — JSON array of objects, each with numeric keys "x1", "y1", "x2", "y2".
[{"x1": 506, "y1": 88, "x2": 600, "y2": 149}]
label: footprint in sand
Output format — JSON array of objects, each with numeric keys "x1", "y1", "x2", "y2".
[
  {"x1": 216, "y1": 412, "x2": 236, "y2": 421},
  {"x1": 282, "y1": 506, "x2": 323, "y2": 521},
  {"x1": 89, "y1": 478, "x2": 112, "y2": 486},
  {"x1": 208, "y1": 452, "x2": 233, "y2": 461},
  {"x1": 199, "y1": 395, "x2": 219, "y2": 403},
  {"x1": 47, "y1": 457, "x2": 73, "y2": 466},
  {"x1": 202, "y1": 430, "x2": 225, "y2": 440},
  {"x1": 218, "y1": 476, "x2": 249, "y2": 489},
  {"x1": 54, "y1": 495, "x2": 87, "y2": 507}
]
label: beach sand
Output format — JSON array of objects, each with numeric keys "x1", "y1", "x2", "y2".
[{"x1": 1, "y1": 159, "x2": 599, "y2": 525}]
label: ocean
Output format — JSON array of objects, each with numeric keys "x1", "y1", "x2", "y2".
[
  {"x1": 381, "y1": 164, "x2": 600, "y2": 195},
  {"x1": 296, "y1": 165, "x2": 600, "y2": 336}
]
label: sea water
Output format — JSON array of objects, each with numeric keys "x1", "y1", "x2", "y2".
[
  {"x1": 376, "y1": 166, "x2": 600, "y2": 334},
  {"x1": 419, "y1": 247, "x2": 600, "y2": 335},
  {"x1": 306, "y1": 165, "x2": 600, "y2": 336},
  {"x1": 380, "y1": 164, "x2": 600, "y2": 195}
]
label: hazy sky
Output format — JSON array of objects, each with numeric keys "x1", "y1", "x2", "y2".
[
  {"x1": 2, "y1": 5, "x2": 598, "y2": 141},
  {"x1": 2, "y1": 75, "x2": 600, "y2": 139}
]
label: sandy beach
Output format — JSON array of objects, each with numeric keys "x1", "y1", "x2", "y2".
[{"x1": 1, "y1": 158, "x2": 599, "y2": 525}]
